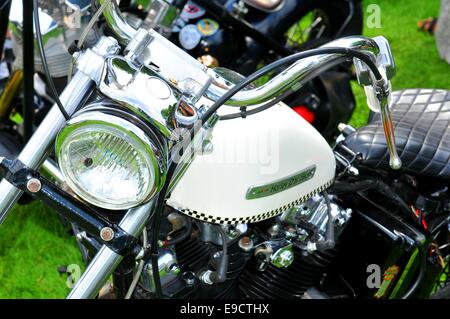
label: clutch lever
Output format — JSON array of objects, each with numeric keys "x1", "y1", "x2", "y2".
[{"x1": 355, "y1": 36, "x2": 402, "y2": 170}]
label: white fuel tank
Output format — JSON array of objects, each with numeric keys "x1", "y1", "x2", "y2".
[{"x1": 167, "y1": 102, "x2": 336, "y2": 225}]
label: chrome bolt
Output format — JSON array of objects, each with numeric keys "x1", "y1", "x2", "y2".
[
  {"x1": 100, "y1": 227, "x2": 115, "y2": 242},
  {"x1": 201, "y1": 140, "x2": 214, "y2": 154},
  {"x1": 268, "y1": 224, "x2": 280, "y2": 237},
  {"x1": 228, "y1": 228, "x2": 239, "y2": 238},
  {"x1": 297, "y1": 229, "x2": 309, "y2": 241},
  {"x1": 271, "y1": 245, "x2": 294, "y2": 268},
  {"x1": 238, "y1": 236, "x2": 254, "y2": 252},
  {"x1": 279, "y1": 250, "x2": 294, "y2": 264},
  {"x1": 26, "y1": 178, "x2": 42, "y2": 193}
]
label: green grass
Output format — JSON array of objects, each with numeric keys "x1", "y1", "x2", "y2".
[
  {"x1": 0, "y1": 0, "x2": 449, "y2": 298},
  {"x1": 0, "y1": 202, "x2": 83, "y2": 298}
]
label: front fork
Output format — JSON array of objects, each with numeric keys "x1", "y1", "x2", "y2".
[
  {"x1": 0, "y1": 71, "x2": 93, "y2": 222},
  {"x1": 0, "y1": 36, "x2": 152, "y2": 299}
]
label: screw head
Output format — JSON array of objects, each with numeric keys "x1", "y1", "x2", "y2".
[
  {"x1": 26, "y1": 178, "x2": 42, "y2": 193},
  {"x1": 100, "y1": 227, "x2": 115, "y2": 241},
  {"x1": 238, "y1": 236, "x2": 254, "y2": 252}
]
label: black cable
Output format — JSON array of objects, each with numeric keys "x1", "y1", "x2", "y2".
[
  {"x1": 201, "y1": 46, "x2": 382, "y2": 127},
  {"x1": 219, "y1": 88, "x2": 294, "y2": 120},
  {"x1": 150, "y1": 191, "x2": 166, "y2": 298},
  {"x1": 33, "y1": 0, "x2": 70, "y2": 120},
  {"x1": 0, "y1": 0, "x2": 11, "y2": 56},
  {"x1": 331, "y1": 179, "x2": 420, "y2": 225},
  {"x1": 335, "y1": 0, "x2": 355, "y2": 38},
  {"x1": 0, "y1": 0, "x2": 11, "y2": 11},
  {"x1": 22, "y1": 0, "x2": 34, "y2": 140},
  {"x1": 429, "y1": 213, "x2": 450, "y2": 235}
]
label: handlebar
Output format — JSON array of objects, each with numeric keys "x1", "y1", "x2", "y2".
[
  {"x1": 98, "y1": 0, "x2": 401, "y2": 170},
  {"x1": 206, "y1": 37, "x2": 380, "y2": 106}
]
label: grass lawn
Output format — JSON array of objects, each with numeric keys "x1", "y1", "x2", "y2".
[{"x1": 0, "y1": 0, "x2": 449, "y2": 298}]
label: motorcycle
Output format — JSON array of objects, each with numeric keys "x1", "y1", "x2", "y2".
[
  {"x1": 0, "y1": 0, "x2": 449, "y2": 299},
  {"x1": 118, "y1": 0, "x2": 364, "y2": 139}
]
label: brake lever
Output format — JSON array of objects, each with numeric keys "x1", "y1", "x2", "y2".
[
  {"x1": 369, "y1": 81, "x2": 402, "y2": 170},
  {"x1": 355, "y1": 36, "x2": 402, "y2": 170}
]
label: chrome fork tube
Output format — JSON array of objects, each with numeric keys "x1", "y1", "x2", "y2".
[
  {"x1": 67, "y1": 200, "x2": 155, "y2": 299},
  {"x1": 0, "y1": 72, "x2": 93, "y2": 224}
]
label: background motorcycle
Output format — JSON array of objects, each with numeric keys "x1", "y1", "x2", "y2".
[{"x1": 119, "y1": 0, "x2": 364, "y2": 139}]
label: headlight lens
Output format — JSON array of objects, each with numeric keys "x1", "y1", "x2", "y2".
[{"x1": 56, "y1": 111, "x2": 166, "y2": 210}]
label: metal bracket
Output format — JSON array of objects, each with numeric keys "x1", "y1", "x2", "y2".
[{"x1": 0, "y1": 156, "x2": 139, "y2": 256}]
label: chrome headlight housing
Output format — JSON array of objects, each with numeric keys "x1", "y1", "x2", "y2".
[{"x1": 55, "y1": 107, "x2": 167, "y2": 210}]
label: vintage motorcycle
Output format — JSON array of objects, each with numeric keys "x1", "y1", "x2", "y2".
[{"x1": 0, "y1": 0, "x2": 449, "y2": 299}]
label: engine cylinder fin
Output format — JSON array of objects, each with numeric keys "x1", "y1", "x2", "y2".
[{"x1": 238, "y1": 245, "x2": 338, "y2": 298}]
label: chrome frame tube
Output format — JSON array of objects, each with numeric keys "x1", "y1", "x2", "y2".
[
  {"x1": 0, "y1": 71, "x2": 93, "y2": 224},
  {"x1": 67, "y1": 200, "x2": 155, "y2": 299},
  {"x1": 41, "y1": 159, "x2": 66, "y2": 186}
]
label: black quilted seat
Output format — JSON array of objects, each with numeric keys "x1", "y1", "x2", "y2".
[{"x1": 344, "y1": 89, "x2": 450, "y2": 179}]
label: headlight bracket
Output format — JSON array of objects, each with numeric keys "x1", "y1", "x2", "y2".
[{"x1": 0, "y1": 156, "x2": 140, "y2": 256}]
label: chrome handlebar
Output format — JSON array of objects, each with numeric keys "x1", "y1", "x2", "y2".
[
  {"x1": 99, "y1": 0, "x2": 401, "y2": 169},
  {"x1": 206, "y1": 37, "x2": 380, "y2": 106}
]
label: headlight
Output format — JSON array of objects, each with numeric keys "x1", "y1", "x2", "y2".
[{"x1": 56, "y1": 109, "x2": 167, "y2": 210}]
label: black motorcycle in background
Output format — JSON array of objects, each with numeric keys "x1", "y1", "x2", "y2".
[{"x1": 118, "y1": 0, "x2": 363, "y2": 139}]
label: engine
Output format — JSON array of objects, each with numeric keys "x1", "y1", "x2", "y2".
[{"x1": 134, "y1": 194, "x2": 352, "y2": 299}]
